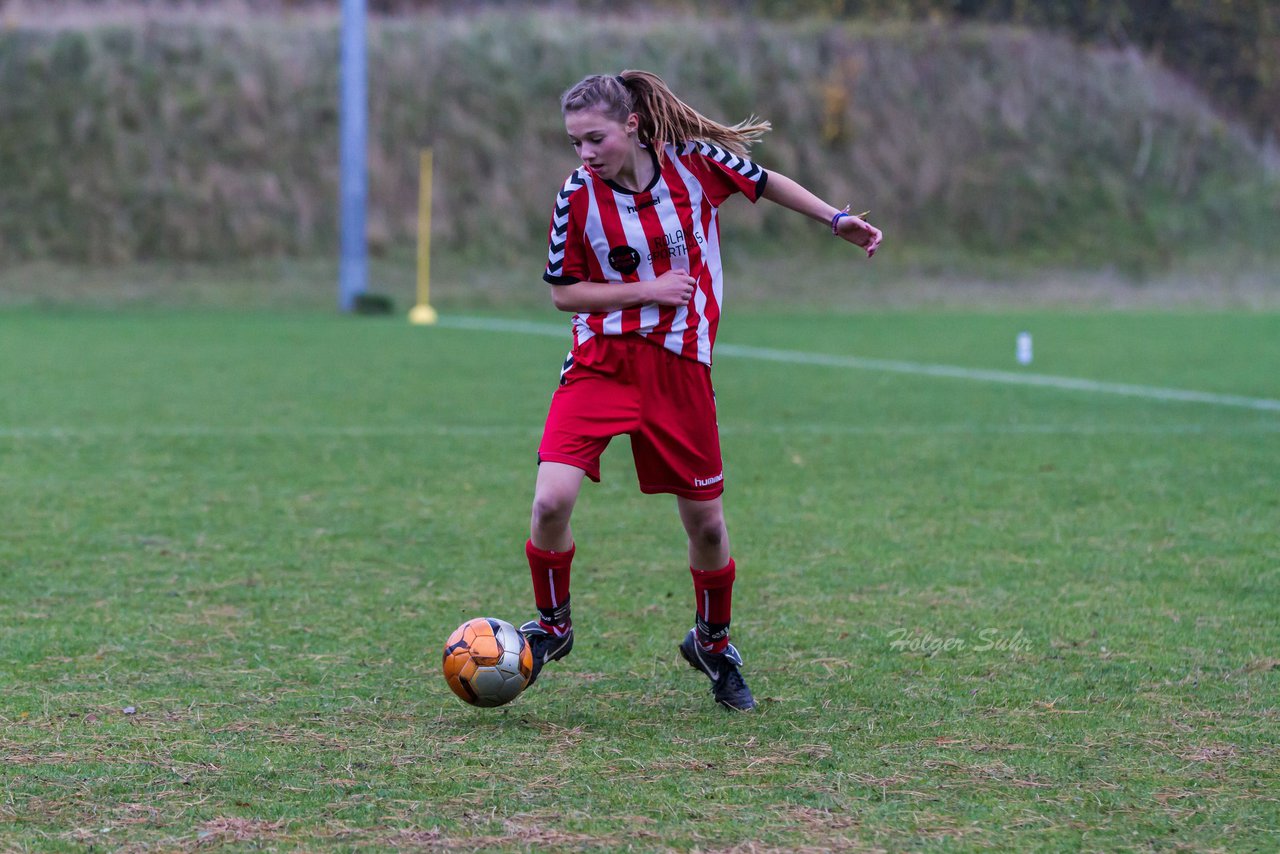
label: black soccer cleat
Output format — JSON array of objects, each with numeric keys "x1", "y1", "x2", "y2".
[
  {"x1": 679, "y1": 629, "x2": 756, "y2": 711},
  {"x1": 519, "y1": 620, "x2": 574, "y2": 687}
]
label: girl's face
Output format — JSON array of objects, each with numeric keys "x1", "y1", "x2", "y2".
[{"x1": 564, "y1": 108, "x2": 640, "y2": 181}]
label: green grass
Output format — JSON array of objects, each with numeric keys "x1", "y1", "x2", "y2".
[{"x1": 1, "y1": 306, "x2": 1278, "y2": 850}]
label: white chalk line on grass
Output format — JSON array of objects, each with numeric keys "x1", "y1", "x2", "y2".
[
  {"x1": 4, "y1": 317, "x2": 1276, "y2": 442},
  {"x1": 0, "y1": 425, "x2": 535, "y2": 441},
  {"x1": 3, "y1": 423, "x2": 1280, "y2": 442},
  {"x1": 435, "y1": 316, "x2": 1280, "y2": 413}
]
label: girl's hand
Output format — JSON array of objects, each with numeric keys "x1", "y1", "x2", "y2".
[
  {"x1": 647, "y1": 269, "x2": 697, "y2": 306},
  {"x1": 836, "y1": 214, "x2": 883, "y2": 257}
]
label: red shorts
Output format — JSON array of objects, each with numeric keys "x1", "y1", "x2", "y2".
[{"x1": 538, "y1": 334, "x2": 724, "y2": 500}]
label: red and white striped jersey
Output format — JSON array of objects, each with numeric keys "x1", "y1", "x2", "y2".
[{"x1": 543, "y1": 141, "x2": 768, "y2": 366}]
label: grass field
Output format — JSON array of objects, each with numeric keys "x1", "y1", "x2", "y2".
[{"x1": 1, "y1": 305, "x2": 1278, "y2": 851}]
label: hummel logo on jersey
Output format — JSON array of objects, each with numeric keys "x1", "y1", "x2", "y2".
[
  {"x1": 694, "y1": 473, "x2": 724, "y2": 488},
  {"x1": 607, "y1": 245, "x2": 641, "y2": 275},
  {"x1": 626, "y1": 195, "x2": 661, "y2": 213}
]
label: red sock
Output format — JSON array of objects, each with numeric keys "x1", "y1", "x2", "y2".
[
  {"x1": 691, "y1": 558, "x2": 735, "y2": 653},
  {"x1": 527, "y1": 539, "x2": 574, "y2": 636}
]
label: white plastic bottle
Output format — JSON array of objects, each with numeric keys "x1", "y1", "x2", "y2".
[{"x1": 1016, "y1": 331, "x2": 1033, "y2": 365}]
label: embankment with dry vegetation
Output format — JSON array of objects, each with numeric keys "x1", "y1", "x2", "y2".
[{"x1": 1, "y1": 10, "x2": 1275, "y2": 275}]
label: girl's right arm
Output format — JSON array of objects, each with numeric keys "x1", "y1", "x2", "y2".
[{"x1": 550, "y1": 269, "x2": 696, "y2": 313}]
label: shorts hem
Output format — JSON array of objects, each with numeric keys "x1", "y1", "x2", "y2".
[
  {"x1": 639, "y1": 482, "x2": 724, "y2": 500},
  {"x1": 538, "y1": 452, "x2": 601, "y2": 483}
]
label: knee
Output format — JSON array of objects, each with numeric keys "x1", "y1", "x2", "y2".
[
  {"x1": 531, "y1": 492, "x2": 574, "y2": 530},
  {"x1": 688, "y1": 515, "x2": 726, "y2": 550}
]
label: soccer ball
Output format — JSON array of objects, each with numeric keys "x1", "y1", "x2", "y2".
[{"x1": 442, "y1": 617, "x2": 533, "y2": 707}]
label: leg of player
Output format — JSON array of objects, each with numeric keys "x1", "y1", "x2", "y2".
[
  {"x1": 679, "y1": 493, "x2": 731, "y2": 572},
  {"x1": 675, "y1": 496, "x2": 756, "y2": 711},
  {"x1": 531, "y1": 460, "x2": 585, "y2": 552},
  {"x1": 522, "y1": 461, "x2": 586, "y2": 685}
]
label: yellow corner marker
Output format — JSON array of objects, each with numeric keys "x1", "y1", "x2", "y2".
[{"x1": 410, "y1": 147, "x2": 438, "y2": 325}]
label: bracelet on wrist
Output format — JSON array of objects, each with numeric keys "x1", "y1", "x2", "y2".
[
  {"x1": 831, "y1": 207, "x2": 872, "y2": 236},
  {"x1": 830, "y1": 208, "x2": 850, "y2": 236}
]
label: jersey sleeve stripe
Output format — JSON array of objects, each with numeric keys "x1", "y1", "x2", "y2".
[
  {"x1": 545, "y1": 168, "x2": 590, "y2": 277},
  {"x1": 690, "y1": 141, "x2": 763, "y2": 183}
]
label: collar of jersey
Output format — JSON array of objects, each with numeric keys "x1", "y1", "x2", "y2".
[{"x1": 600, "y1": 146, "x2": 661, "y2": 196}]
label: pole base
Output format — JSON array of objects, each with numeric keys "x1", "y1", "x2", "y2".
[{"x1": 409, "y1": 303, "x2": 439, "y2": 325}]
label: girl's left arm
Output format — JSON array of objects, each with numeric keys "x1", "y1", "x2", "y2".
[{"x1": 760, "y1": 169, "x2": 882, "y2": 257}]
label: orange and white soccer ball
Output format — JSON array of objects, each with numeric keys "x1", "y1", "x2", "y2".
[{"x1": 442, "y1": 617, "x2": 533, "y2": 707}]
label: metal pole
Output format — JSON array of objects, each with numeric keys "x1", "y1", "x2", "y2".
[{"x1": 338, "y1": 0, "x2": 367, "y2": 312}]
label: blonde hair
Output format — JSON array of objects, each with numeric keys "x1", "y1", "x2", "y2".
[{"x1": 560, "y1": 70, "x2": 771, "y2": 162}]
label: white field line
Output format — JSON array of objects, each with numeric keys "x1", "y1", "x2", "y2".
[
  {"x1": 0, "y1": 425, "x2": 536, "y2": 441},
  {"x1": 3, "y1": 423, "x2": 1280, "y2": 442},
  {"x1": 727, "y1": 422, "x2": 1280, "y2": 436},
  {"x1": 5, "y1": 317, "x2": 1277, "y2": 442},
  {"x1": 435, "y1": 316, "x2": 1280, "y2": 413}
]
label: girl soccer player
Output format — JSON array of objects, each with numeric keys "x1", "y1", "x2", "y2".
[{"x1": 521, "y1": 70, "x2": 881, "y2": 711}]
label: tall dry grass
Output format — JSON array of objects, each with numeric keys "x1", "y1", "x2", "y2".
[{"x1": 0, "y1": 10, "x2": 1274, "y2": 269}]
